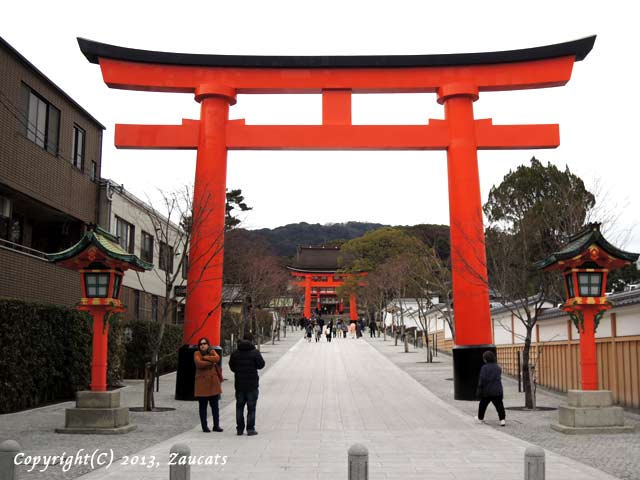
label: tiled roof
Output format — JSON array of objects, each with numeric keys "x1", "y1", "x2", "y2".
[
  {"x1": 507, "y1": 289, "x2": 640, "y2": 321},
  {"x1": 290, "y1": 246, "x2": 340, "y2": 271},
  {"x1": 536, "y1": 223, "x2": 639, "y2": 270},
  {"x1": 47, "y1": 225, "x2": 152, "y2": 271}
]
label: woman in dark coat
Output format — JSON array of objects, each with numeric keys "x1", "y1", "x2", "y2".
[
  {"x1": 475, "y1": 350, "x2": 506, "y2": 426},
  {"x1": 194, "y1": 337, "x2": 223, "y2": 432}
]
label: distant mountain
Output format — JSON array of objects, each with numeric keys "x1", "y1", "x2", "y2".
[
  {"x1": 244, "y1": 221, "x2": 452, "y2": 259},
  {"x1": 248, "y1": 222, "x2": 386, "y2": 257}
]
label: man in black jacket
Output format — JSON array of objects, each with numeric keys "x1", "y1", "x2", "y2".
[
  {"x1": 475, "y1": 350, "x2": 506, "y2": 426},
  {"x1": 229, "y1": 332, "x2": 265, "y2": 435}
]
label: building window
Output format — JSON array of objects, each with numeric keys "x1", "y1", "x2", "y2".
[
  {"x1": 115, "y1": 216, "x2": 135, "y2": 253},
  {"x1": 133, "y1": 289, "x2": 141, "y2": 320},
  {"x1": 159, "y1": 241, "x2": 174, "y2": 272},
  {"x1": 176, "y1": 304, "x2": 185, "y2": 324},
  {"x1": 182, "y1": 254, "x2": 188, "y2": 279},
  {"x1": 72, "y1": 125, "x2": 85, "y2": 170},
  {"x1": 21, "y1": 83, "x2": 60, "y2": 155},
  {"x1": 8, "y1": 216, "x2": 23, "y2": 244},
  {"x1": 152, "y1": 295, "x2": 158, "y2": 322},
  {"x1": 90, "y1": 161, "x2": 97, "y2": 182},
  {"x1": 141, "y1": 231, "x2": 154, "y2": 263},
  {"x1": 0, "y1": 196, "x2": 11, "y2": 241}
]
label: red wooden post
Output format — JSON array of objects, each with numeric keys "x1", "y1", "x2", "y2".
[
  {"x1": 304, "y1": 275, "x2": 312, "y2": 319},
  {"x1": 578, "y1": 307, "x2": 599, "y2": 390},
  {"x1": 90, "y1": 310, "x2": 109, "y2": 392},
  {"x1": 183, "y1": 85, "x2": 236, "y2": 346},
  {"x1": 349, "y1": 294, "x2": 358, "y2": 321},
  {"x1": 438, "y1": 84, "x2": 492, "y2": 347}
]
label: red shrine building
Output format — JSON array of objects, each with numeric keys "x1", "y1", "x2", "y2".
[{"x1": 288, "y1": 246, "x2": 365, "y2": 321}]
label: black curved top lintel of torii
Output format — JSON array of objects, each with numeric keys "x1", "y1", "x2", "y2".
[{"x1": 77, "y1": 35, "x2": 596, "y2": 69}]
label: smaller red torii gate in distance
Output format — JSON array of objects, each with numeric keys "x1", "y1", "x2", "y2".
[
  {"x1": 79, "y1": 35, "x2": 595, "y2": 400},
  {"x1": 289, "y1": 270, "x2": 368, "y2": 321}
]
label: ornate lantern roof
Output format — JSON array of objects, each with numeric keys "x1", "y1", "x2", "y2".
[
  {"x1": 535, "y1": 223, "x2": 639, "y2": 272},
  {"x1": 47, "y1": 224, "x2": 153, "y2": 272}
]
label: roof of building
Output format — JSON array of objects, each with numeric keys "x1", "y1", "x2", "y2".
[
  {"x1": 78, "y1": 36, "x2": 595, "y2": 69},
  {"x1": 46, "y1": 225, "x2": 152, "y2": 271},
  {"x1": 0, "y1": 35, "x2": 105, "y2": 130},
  {"x1": 536, "y1": 223, "x2": 639, "y2": 270},
  {"x1": 491, "y1": 289, "x2": 640, "y2": 322},
  {"x1": 101, "y1": 179, "x2": 183, "y2": 234},
  {"x1": 288, "y1": 246, "x2": 341, "y2": 273},
  {"x1": 222, "y1": 284, "x2": 244, "y2": 303}
]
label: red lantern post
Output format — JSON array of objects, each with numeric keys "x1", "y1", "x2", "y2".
[
  {"x1": 537, "y1": 223, "x2": 638, "y2": 433},
  {"x1": 48, "y1": 226, "x2": 152, "y2": 391},
  {"x1": 537, "y1": 224, "x2": 638, "y2": 390}
]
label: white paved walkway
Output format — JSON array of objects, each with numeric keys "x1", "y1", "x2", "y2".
[{"x1": 78, "y1": 337, "x2": 617, "y2": 479}]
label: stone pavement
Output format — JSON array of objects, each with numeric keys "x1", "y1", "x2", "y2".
[
  {"x1": 64, "y1": 335, "x2": 621, "y2": 480},
  {"x1": 0, "y1": 331, "x2": 299, "y2": 480},
  {"x1": 366, "y1": 334, "x2": 640, "y2": 480}
]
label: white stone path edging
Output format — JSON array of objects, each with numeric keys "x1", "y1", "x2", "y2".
[{"x1": 78, "y1": 337, "x2": 618, "y2": 480}]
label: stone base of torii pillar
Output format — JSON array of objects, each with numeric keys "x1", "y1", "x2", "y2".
[{"x1": 551, "y1": 390, "x2": 634, "y2": 434}]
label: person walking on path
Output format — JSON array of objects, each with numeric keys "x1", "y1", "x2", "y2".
[
  {"x1": 369, "y1": 319, "x2": 377, "y2": 337},
  {"x1": 475, "y1": 350, "x2": 506, "y2": 426},
  {"x1": 305, "y1": 323, "x2": 313, "y2": 342},
  {"x1": 229, "y1": 332, "x2": 265, "y2": 436},
  {"x1": 324, "y1": 324, "x2": 332, "y2": 342},
  {"x1": 194, "y1": 337, "x2": 223, "y2": 433}
]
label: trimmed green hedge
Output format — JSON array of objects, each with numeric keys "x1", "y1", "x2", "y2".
[
  {"x1": 0, "y1": 299, "x2": 92, "y2": 414},
  {"x1": 123, "y1": 321, "x2": 183, "y2": 379},
  {"x1": 0, "y1": 299, "x2": 184, "y2": 413}
]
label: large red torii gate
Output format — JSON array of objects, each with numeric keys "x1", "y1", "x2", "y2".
[{"x1": 79, "y1": 36, "x2": 595, "y2": 399}]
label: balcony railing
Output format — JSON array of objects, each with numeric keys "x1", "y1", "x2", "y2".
[{"x1": 0, "y1": 238, "x2": 48, "y2": 260}]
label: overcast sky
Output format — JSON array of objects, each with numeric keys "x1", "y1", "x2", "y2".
[{"x1": 2, "y1": 1, "x2": 638, "y2": 251}]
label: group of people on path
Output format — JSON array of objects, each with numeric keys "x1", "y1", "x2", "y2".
[
  {"x1": 193, "y1": 329, "x2": 505, "y2": 435},
  {"x1": 194, "y1": 332, "x2": 265, "y2": 435},
  {"x1": 302, "y1": 315, "x2": 374, "y2": 342}
]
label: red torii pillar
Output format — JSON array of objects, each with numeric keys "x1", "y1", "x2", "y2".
[
  {"x1": 349, "y1": 294, "x2": 358, "y2": 321},
  {"x1": 78, "y1": 35, "x2": 595, "y2": 399},
  {"x1": 304, "y1": 275, "x2": 312, "y2": 319},
  {"x1": 189, "y1": 85, "x2": 235, "y2": 346}
]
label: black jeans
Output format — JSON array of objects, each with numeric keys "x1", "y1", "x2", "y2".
[
  {"x1": 198, "y1": 395, "x2": 220, "y2": 430},
  {"x1": 236, "y1": 389, "x2": 259, "y2": 432},
  {"x1": 478, "y1": 395, "x2": 506, "y2": 421}
]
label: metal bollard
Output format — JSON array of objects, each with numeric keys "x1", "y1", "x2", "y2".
[
  {"x1": 524, "y1": 446, "x2": 545, "y2": 480},
  {"x1": 170, "y1": 443, "x2": 191, "y2": 480},
  {"x1": 348, "y1": 443, "x2": 368, "y2": 480},
  {"x1": 0, "y1": 440, "x2": 20, "y2": 480}
]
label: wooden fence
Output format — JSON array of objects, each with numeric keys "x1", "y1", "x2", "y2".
[{"x1": 495, "y1": 336, "x2": 640, "y2": 409}]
